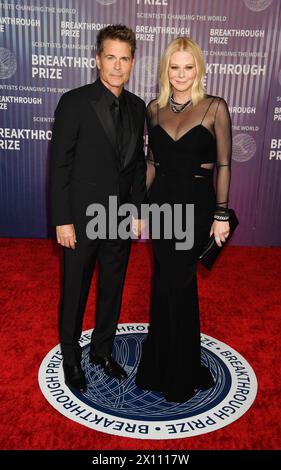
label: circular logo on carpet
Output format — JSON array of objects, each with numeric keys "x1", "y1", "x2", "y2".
[{"x1": 39, "y1": 323, "x2": 257, "y2": 439}]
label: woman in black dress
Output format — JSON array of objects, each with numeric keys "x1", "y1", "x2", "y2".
[{"x1": 136, "y1": 37, "x2": 232, "y2": 403}]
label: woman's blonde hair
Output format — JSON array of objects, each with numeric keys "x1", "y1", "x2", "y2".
[{"x1": 157, "y1": 37, "x2": 206, "y2": 108}]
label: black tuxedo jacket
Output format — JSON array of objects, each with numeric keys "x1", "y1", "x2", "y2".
[{"x1": 50, "y1": 78, "x2": 147, "y2": 230}]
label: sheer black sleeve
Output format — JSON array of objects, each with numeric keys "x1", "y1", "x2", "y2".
[
  {"x1": 145, "y1": 100, "x2": 158, "y2": 188},
  {"x1": 146, "y1": 100, "x2": 157, "y2": 165},
  {"x1": 214, "y1": 98, "x2": 232, "y2": 212}
]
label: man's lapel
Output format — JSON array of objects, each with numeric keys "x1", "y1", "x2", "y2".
[
  {"x1": 89, "y1": 79, "x2": 140, "y2": 171},
  {"x1": 89, "y1": 79, "x2": 117, "y2": 156}
]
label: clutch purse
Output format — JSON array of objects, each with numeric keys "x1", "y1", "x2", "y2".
[{"x1": 198, "y1": 209, "x2": 239, "y2": 270}]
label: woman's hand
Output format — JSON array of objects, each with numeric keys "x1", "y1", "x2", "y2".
[{"x1": 210, "y1": 220, "x2": 230, "y2": 247}]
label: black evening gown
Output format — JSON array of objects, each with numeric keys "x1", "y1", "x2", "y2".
[{"x1": 135, "y1": 96, "x2": 232, "y2": 403}]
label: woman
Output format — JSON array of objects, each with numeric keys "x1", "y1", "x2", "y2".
[{"x1": 135, "y1": 37, "x2": 232, "y2": 403}]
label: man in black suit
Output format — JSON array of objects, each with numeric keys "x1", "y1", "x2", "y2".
[{"x1": 50, "y1": 25, "x2": 147, "y2": 392}]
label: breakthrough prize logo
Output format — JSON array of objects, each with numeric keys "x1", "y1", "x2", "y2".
[
  {"x1": 0, "y1": 48, "x2": 17, "y2": 79},
  {"x1": 39, "y1": 323, "x2": 257, "y2": 439}
]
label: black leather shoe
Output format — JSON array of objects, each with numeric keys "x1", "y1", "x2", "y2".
[
  {"x1": 63, "y1": 362, "x2": 87, "y2": 392},
  {"x1": 89, "y1": 352, "x2": 127, "y2": 380}
]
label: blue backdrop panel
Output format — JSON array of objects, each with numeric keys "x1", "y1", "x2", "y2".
[{"x1": 0, "y1": 0, "x2": 280, "y2": 245}]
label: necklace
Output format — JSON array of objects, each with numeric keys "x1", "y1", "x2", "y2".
[{"x1": 169, "y1": 95, "x2": 192, "y2": 113}]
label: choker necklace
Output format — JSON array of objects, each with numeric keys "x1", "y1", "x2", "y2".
[{"x1": 169, "y1": 95, "x2": 192, "y2": 113}]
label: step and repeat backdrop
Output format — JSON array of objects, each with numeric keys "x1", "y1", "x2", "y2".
[{"x1": 0, "y1": 0, "x2": 280, "y2": 245}]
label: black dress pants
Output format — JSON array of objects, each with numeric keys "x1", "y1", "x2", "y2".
[{"x1": 59, "y1": 235, "x2": 131, "y2": 365}]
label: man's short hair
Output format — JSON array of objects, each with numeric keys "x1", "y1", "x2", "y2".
[{"x1": 96, "y1": 24, "x2": 136, "y2": 58}]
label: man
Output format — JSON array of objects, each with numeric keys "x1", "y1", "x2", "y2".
[{"x1": 50, "y1": 25, "x2": 147, "y2": 393}]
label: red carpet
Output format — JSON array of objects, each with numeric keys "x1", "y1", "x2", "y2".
[{"x1": 0, "y1": 238, "x2": 280, "y2": 449}]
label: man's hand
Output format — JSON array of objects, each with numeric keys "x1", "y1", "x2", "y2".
[
  {"x1": 56, "y1": 224, "x2": 77, "y2": 249},
  {"x1": 132, "y1": 217, "x2": 146, "y2": 238}
]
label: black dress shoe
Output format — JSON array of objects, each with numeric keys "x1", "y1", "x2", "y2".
[
  {"x1": 63, "y1": 362, "x2": 87, "y2": 392},
  {"x1": 89, "y1": 352, "x2": 127, "y2": 380}
]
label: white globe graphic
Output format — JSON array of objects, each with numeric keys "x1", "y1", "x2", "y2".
[
  {"x1": 134, "y1": 56, "x2": 159, "y2": 89},
  {"x1": 81, "y1": 335, "x2": 225, "y2": 419},
  {"x1": 232, "y1": 133, "x2": 256, "y2": 162},
  {"x1": 243, "y1": 0, "x2": 273, "y2": 11},
  {"x1": 0, "y1": 47, "x2": 17, "y2": 79},
  {"x1": 96, "y1": 0, "x2": 117, "y2": 5}
]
